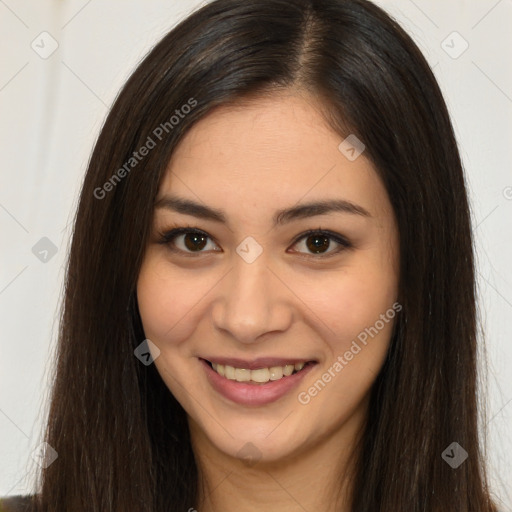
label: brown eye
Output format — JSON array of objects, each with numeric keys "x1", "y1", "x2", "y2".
[
  {"x1": 290, "y1": 230, "x2": 351, "y2": 257},
  {"x1": 183, "y1": 232, "x2": 208, "y2": 251},
  {"x1": 158, "y1": 228, "x2": 220, "y2": 255},
  {"x1": 305, "y1": 234, "x2": 331, "y2": 254}
]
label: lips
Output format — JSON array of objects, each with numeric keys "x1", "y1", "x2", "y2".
[{"x1": 199, "y1": 357, "x2": 318, "y2": 406}]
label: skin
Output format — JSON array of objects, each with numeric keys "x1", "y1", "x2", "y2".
[{"x1": 136, "y1": 89, "x2": 400, "y2": 512}]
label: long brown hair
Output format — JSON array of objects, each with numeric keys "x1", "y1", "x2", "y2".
[{"x1": 30, "y1": 0, "x2": 499, "y2": 510}]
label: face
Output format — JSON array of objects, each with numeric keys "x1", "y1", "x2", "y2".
[{"x1": 136, "y1": 90, "x2": 400, "y2": 464}]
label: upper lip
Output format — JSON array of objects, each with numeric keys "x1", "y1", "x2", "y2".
[{"x1": 201, "y1": 356, "x2": 316, "y2": 370}]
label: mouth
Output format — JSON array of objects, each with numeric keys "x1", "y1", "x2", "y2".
[
  {"x1": 200, "y1": 356, "x2": 317, "y2": 405},
  {"x1": 202, "y1": 358, "x2": 316, "y2": 385}
]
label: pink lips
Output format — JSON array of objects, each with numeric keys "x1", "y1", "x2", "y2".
[{"x1": 200, "y1": 358, "x2": 316, "y2": 406}]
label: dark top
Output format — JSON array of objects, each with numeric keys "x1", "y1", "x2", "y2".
[{"x1": 0, "y1": 496, "x2": 33, "y2": 512}]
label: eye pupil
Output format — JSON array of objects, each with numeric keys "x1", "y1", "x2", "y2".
[
  {"x1": 184, "y1": 233, "x2": 207, "y2": 251},
  {"x1": 306, "y1": 235, "x2": 330, "y2": 254}
]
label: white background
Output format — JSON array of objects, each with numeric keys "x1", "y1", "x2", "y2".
[{"x1": 0, "y1": 0, "x2": 511, "y2": 508}]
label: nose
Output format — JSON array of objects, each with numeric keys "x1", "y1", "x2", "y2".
[{"x1": 211, "y1": 255, "x2": 293, "y2": 344}]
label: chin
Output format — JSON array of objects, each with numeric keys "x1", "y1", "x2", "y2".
[{"x1": 190, "y1": 410, "x2": 313, "y2": 465}]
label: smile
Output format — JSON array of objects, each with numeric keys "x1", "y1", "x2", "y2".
[
  {"x1": 208, "y1": 360, "x2": 312, "y2": 384},
  {"x1": 200, "y1": 358, "x2": 317, "y2": 406}
]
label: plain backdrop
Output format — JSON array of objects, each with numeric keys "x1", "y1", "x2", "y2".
[{"x1": 1, "y1": 0, "x2": 511, "y2": 508}]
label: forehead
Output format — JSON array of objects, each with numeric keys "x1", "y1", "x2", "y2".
[
  {"x1": 167, "y1": 91, "x2": 338, "y2": 170},
  {"x1": 158, "y1": 91, "x2": 391, "y2": 223}
]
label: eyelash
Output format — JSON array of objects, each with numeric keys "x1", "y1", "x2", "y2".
[{"x1": 156, "y1": 225, "x2": 352, "y2": 259}]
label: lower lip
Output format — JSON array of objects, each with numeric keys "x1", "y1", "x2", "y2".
[{"x1": 200, "y1": 358, "x2": 316, "y2": 406}]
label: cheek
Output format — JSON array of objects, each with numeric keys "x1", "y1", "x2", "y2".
[
  {"x1": 297, "y1": 268, "x2": 398, "y2": 414},
  {"x1": 304, "y1": 263, "x2": 398, "y2": 346},
  {"x1": 136, "y1": 257, "x2": 210, "y2": 344}
]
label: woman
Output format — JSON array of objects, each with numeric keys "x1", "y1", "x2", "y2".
[{"x1": 1, "y1": 0, "x2": 501, "y2": 510}]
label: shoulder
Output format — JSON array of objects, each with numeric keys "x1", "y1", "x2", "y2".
[{"x1": 0, "y1": 495, "x2": 33, "y2": 512}]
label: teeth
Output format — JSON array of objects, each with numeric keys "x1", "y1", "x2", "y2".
[
  {"x1": 234, "y1": 368, "x2": 251, "y2": 382},
  {"x1": 224, "y1": 365, "x2": 235, "y2": 380},
  {"x1": 211, "y1": 361, "x2": 308, "y2": 383},
  {"x1": 269, "y1": 366, "x2": 283, "y2": 380},
  {"x1": 283, "y1": 364, "x2": 294, "y2": 376},
  {"x1": 251, "y1": 368, "x2": 270, "y2": 383}
]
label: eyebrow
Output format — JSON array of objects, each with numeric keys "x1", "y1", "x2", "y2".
[{"x1": 154, "y1": 194, "x2": 371, "y2": 226}]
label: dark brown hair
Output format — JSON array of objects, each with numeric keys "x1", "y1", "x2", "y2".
[{"x1": 28, "y1": 0, "x2": 499, "y2": 510}]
